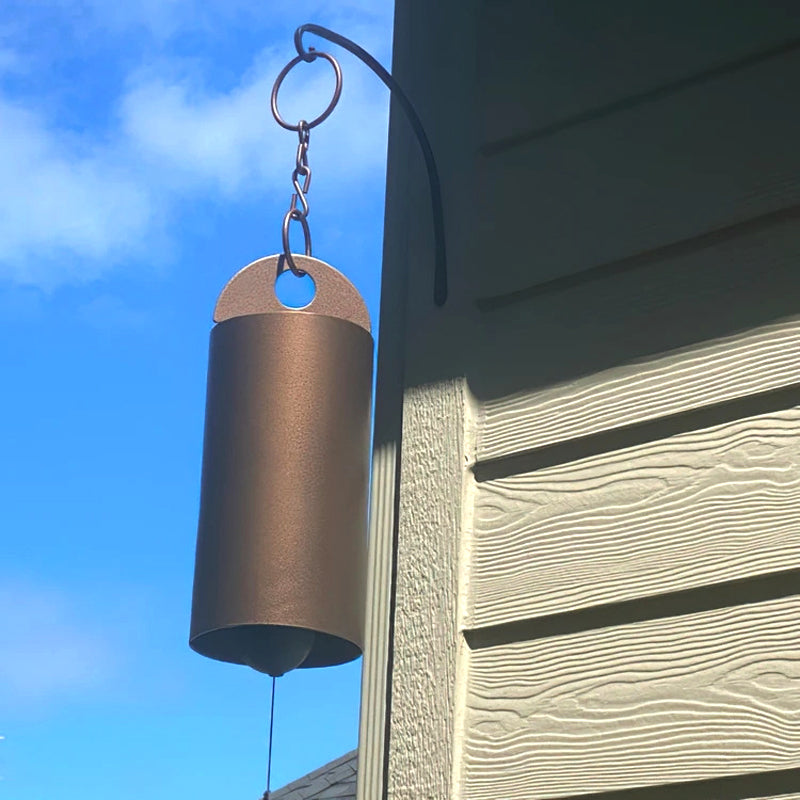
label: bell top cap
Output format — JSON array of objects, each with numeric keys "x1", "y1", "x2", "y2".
[{"x1": 213, "y1": 254, "x2": 371, "y2": 333}]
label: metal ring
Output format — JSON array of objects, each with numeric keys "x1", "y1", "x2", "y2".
[
  {"x1": 271, "y1": 51, "x2": 342, "y2": 131},
  {"x1": 281, "y1": 209, "x2": 312, "y2": 275}
]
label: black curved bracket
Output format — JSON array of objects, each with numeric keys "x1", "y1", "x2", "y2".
[{"x1": 294, "y1": 23, "x2": 448, "y2": 307}]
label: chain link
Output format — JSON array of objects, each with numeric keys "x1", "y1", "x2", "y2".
[{"x1": 281, "y1": 120, "x2": 312, "y2": 276}]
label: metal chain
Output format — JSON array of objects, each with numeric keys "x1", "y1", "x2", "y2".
[
  {"x1": 271, "y1": 29, "x2": 446, "y2": 304},
  {"x1": 281, "y1": 119, "x2": 313, "y2": 276}
]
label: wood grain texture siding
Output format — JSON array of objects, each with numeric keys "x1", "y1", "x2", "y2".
[
  {"x1": 469, "y1": 407, "x2": 800, "y2": 628},
  {"x1": 478, "y1": 0, "x2": 800, "y2": 145},
  {"x1": 478, "y1": 316, "x2": 800, "y2": 463},
  {"x1": 463, "y1": 595, "x2": 800, "y2": 800},
  {"x1": 748, "y1": 795, "x2": 800, "y2": 799},
  {"x1": 474, "y1": 47, "x2": 800, "y2": 299}
]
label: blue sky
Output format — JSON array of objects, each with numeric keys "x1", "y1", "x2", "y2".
[{"x1": 0, "y1": 1, "x2": 392, "y2": 796}]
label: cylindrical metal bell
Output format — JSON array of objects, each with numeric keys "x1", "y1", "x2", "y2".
[{"x1": 190, "y1": 254, "x2": 373, "y2": 677}]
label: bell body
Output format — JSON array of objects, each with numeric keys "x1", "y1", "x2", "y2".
[{"x1": 190, "y1": 255, "x2": 373, "y2": 676}]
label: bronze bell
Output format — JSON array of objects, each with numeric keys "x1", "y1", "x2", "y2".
[{"x1": 190, "y1": 254, "x2": 372, "y2": 677}]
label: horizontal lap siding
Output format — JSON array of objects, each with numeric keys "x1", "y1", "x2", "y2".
[
  {"x1": 386, "y1": 2, "x2": 800, "y2": 799},
  {"x1": 478, "y1": 316, "x2": 800, "y2": 463},
  {"x1": 478, "y1": 0, "x2": 800, "y2": 145},
  {"x1": 463, "y1": 595, "x2": 800, "y2": 800},
  {"x1": 468, "y1": 407, "x2": 800, "y2": 628},
  {"x1": 749, "y1": 796, "x2": 800, "y2": 800},
  {"x1": 457, "y1": 9, "x2": 800, "y2": 799},
  {"x1": 474, "y1": 47, "x2": 800, "y2": 299},
  {"x1": 749, "y1": 796, "x2": 800, "y2": 799},
  {"x1": 469, "y1": 207, "x2": 800, "y2": 415}
]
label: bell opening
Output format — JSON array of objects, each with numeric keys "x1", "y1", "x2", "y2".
[{"x1": 190, "y1": 623, "x2": 362, "y2": 676}]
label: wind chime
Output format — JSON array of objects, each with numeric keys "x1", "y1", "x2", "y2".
[{"x1": 188, "y1": 24, "x2": 446, "y2": 799}]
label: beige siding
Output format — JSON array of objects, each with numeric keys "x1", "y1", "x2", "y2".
[
  {"x1": 463, "y1": 595, "x2": 800, "y2": 799},
  {"x1": 470, "y1": 406, "x2": 800, "y2": 628},
  {"x1": 478, "y1": 0, "x2": 800, "y2": 145},
  {"x1": 468, "y1": 207, "x2": 800, "y2": 414},
  {"x1": 749, "y1": 796, "x2": 800, "y2": 799},
  {"x1": 373, "y1": 2, "x2": 800, "y2": 799},
  {"x1": 478, "y1": 315, "x2": 800, "y2": 463},
  {"x1": 475, "y1": 46, "x2": 800, "y2": 300},
  {"x1": 370, "y1": 1, "x2": 481, "y2": 798},
  {"x1": 386, "y1": 381, "x2": 470, "y2": 800}
]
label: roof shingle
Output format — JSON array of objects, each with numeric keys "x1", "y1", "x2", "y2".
[{"x1": 270, "y1": 751, "x2": 357, "y2": 800}]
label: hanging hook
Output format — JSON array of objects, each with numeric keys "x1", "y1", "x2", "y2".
[{"x1": 292, "y1": 23, "x2": 448, "y2": 307}]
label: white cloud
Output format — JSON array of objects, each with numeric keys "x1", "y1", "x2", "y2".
[
  {"x1": 119, "y1": 65, "x2": 276, "y2": 195},
  {"x1": 120, "y1": 47, "x2": 389, "y2": 195},
  {"x1": 0, "y1": 3, "x2": 392, "y2": 289},
  {"x1": 0, "y1": 96, "x2": 156, "y2": 288},
  {"x1": 0, "y1": 579, "x2": 118, "y2": 704}
]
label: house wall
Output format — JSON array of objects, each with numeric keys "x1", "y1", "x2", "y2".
[{"x1": 361, "y1": 2, "x2": 800, "y2": 798}]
